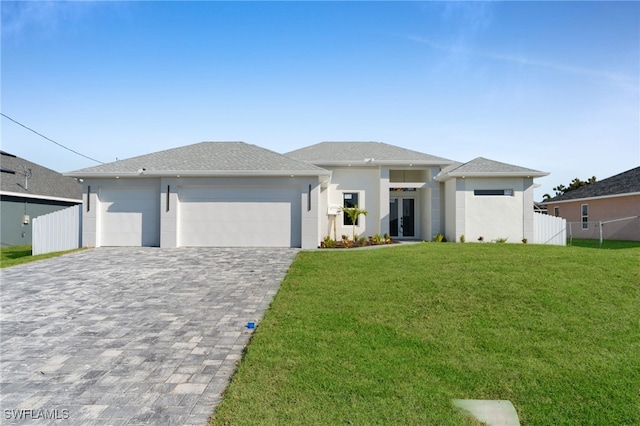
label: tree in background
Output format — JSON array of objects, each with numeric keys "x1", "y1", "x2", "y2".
[{"x1": 543, "y1": 176, "x2": 597, "y2": 199}]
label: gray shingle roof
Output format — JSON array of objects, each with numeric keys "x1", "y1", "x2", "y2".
[
  {"x1": 543, "y1": 166, "x2": 640, "y2": 203},
  {"x1": 66, "y1": 142, "x2": 329, "y2": 177},
  {"x1": 0, "y1": 151, "x2": 82, "y2": 201},
  {"x1": 435, "y1": 157, "x2": 548, "y2": 181},
  {"x1": 286, "y1": 141, "x2": 453, "y2": 165}
]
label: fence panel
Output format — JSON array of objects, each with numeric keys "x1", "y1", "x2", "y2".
[
  {"x1": 533, "y1": 212, "x2": 566, "y2": 245},
  {"x1": 32, "y1": 205, "x2": 82, "y2": 255},
  {"x1": 568, "y1": 216, "x2": 640, "y2": 243}
]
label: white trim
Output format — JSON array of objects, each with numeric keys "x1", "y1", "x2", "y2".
[
  {"x1": 543, "y1": 191, "x2": 640, "y2": 204},
  {"x1": 341, "y1": 190, "x2": 365, "y2": 228},
  {"x1": 581, "y1": 203, "x2": 589, "y2": 230},
  {"x1": 0, "y1": 190, "x2": 82, "y2": 203}
]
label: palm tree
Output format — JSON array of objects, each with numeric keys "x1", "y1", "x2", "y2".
[{"x1": 341, "y1": 206, "x2": 368, "y2": 241}]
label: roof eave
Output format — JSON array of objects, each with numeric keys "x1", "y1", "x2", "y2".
[
  {"x1": 307, "y1": 160, "x2": 453, "y2": 167},
  {"x1": 541, "y1": 191, "x2": 640, "y2": 204},
  {"x1": 0, "y1": 190, "x2": 82, "y2": 203},
  {"x1": 446, "y1": 171, "x2": 549, "y2": 178},
  {"x1": 64, "y1": 169, "x2": 331, "y2": 178}
]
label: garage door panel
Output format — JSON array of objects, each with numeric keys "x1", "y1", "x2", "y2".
[
  {"x1": 99, "y1": 187, "x2": 160, "y2": 247},
  {"x1": 179, "y1": 186, "x2": 300, "y2": 247}
]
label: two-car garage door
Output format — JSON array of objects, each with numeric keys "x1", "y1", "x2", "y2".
[{"x1": 178, "y1": 186, "x2": 301, "y2": 247}]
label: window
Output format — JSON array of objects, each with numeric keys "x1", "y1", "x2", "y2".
[
  {"x1": 343, "y1": 192, "x2": 360, "y2": 226},
  {"x1": 554, "y1": 206, "x2": 560, "y2": 217},
  {"x1": 581, "y1": 204, "x2": 588, "y2": 229},
  {"x1": 474, "y1": 189, "x2": 514, "y2": 196}
]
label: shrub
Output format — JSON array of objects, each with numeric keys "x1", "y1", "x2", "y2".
[
  {"x1": 478, "y1": 236, "x2": 484, "y2": 242},
  {"x1": 322, "y1": 235, "x2": 336, "y2": 248},
  {"x1": 495, "y1": 237, "x2": 508, "y2": 244},
  {"x1": 433, "y1": 232, "x2": 445, "y2": 243},
  {"x1": 460, "y1": 235, "x2": 466, "y2": 243}
]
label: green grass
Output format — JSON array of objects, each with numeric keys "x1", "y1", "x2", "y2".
[
  {"x1": 211, "y1": 243, "x2": 639, "y2": 425},
  {"x1": 0, "y1": 245, "x2": 85, "y2": 268},
  {"x1": 569, "y1": 238, "x2": 640, "y2": 250}
]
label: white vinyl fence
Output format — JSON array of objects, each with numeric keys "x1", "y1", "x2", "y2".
[
  {"x1": 32, "y1": 205, "x2": 82, "y2": 255},
  {"x1": 533, "y1": 212, "x2": 566, "y2": 246}
]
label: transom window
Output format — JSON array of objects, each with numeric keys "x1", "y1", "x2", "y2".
[
  {"x1": 474, "y1": 189, "x2": 514, "y2": 196},
  {"x1": 343, "y1": 192, "x2": 360, "y2": 226}
]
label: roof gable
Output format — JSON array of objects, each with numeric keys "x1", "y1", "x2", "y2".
[
  {"x1": 286, "y1": 141, "x2": 453, "y2": 165},
  {"x1": 0, "y1": 151, "x2": 82, "y2": 200},
  {"x1": 544, "y1": 166, "x2": 640, "y2": 202},
  {"x1": 436, "y1": 157, "x2": 548, "y2": 181},
  {"x1": 66, "y1": 142, "x2": 329, "y2": 177}
]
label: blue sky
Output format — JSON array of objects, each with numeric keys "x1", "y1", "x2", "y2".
[{"x1": 2, "y1": 1, "x2": 638, "y2": 199}]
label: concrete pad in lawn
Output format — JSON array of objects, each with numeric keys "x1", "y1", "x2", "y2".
[{"x1": 452, "y1": 399, "x2": 520, "y2": 426}]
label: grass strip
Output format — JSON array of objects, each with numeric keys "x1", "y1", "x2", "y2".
[{"x1": 1, "y1": 245, "x2": 86, "y2": 268}]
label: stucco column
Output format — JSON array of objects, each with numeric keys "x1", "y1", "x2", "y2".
[
  {"x1": 160, "y1": 178, "x2": 179, "y2": 248},
  {"x1": 82, "y1": 181, "x2": 98, "y2": 247},
  {"x1": 300, "y1": 179, "x2": 322, "y2": 249},
  {"x1": 522, "y1": 178, "x2": 535, "y2": 243},
  {"x1": 379, "y1": 167, "x2": 390, "y2": 235}
]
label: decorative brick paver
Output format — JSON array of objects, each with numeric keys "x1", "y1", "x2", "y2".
[{"x1": 0, "y1": 247, "x2": 297, "y2": 425}]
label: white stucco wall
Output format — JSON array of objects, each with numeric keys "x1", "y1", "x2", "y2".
[
  {"x1": 429, "y1": 168, "x2": 442, "y2": 239},
  {"x1": 522, "y1": 178, "x2": 535, "y2": 243},
  {"x1": 443, "y1": 178, "x2": 457, "y2": 241},
  {"x1": 327, "y1": 167, "x2": 381, "y2": 239},
  {"x1": 463, "y1": 177, "x2": 526, "y2": 243}
]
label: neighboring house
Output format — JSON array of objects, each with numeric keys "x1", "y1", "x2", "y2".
[
  {"x1": 542, "y1": 166, "x2": 640, "y2": 241},
  {"x1": 1, "y1": 151, "x2": 83, "y2": 246},
  {"x1": 65, "y1": 141, "x2": 548, "y2": 249},
  {"x1": 534, "y1": 202, "x2": 547, "y2": 214}
]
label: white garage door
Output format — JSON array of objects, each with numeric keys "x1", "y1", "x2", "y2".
[
  {"x1": 99, "y1": 187, "x2": 160, "y2": 247},
  {"x1": 179, "y1": 186, "x2": 301, "y2": 247}
]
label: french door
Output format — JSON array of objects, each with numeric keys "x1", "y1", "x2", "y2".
[{"x1": 389, "y1": 197, "x2": 415, "y2": 238}]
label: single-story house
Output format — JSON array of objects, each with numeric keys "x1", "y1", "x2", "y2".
[
  {"x1": 65, "y1": 141, "x2": 548, "y2": 248},
  {"x1": 542, "y1": 166, "x2": 640, "y2": 241},
  {"x1": 1, "y1": 150, "x2": 83, "y2": 247}
]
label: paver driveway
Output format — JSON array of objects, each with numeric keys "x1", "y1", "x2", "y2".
[{"x1": 0, "y1": 247, "x2": 298, "y2": 425}]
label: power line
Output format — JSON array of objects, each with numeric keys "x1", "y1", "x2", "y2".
[{"x1": 1, "y1": 112, "x2": 105, "y2": 164}]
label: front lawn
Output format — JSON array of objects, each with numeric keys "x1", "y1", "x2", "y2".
[
  {"x1": 569, "y1": 238, "x2": 640, "y2": 249},
  {"x1": 0, "y1": 245, "x2": 85, "y2": 268},
  {"x1": 211, "y1": 243, "x2": 639, "y2": 425}
]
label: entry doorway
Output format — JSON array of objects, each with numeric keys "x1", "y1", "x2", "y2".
[{"x1": 389, "y1": 197, "x2": 415, "y2": 238}]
